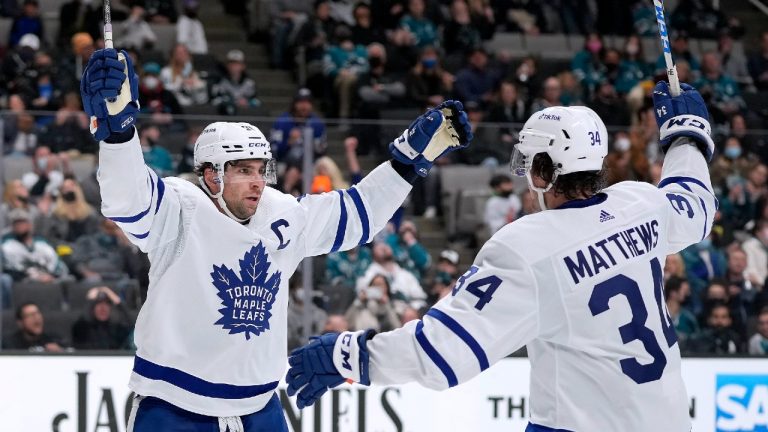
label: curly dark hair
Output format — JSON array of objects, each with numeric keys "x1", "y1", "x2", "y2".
[{"x1": 530, "y1": 152, "x2": 606, "y2": 201}]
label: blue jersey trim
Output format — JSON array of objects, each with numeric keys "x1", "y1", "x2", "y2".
[
  {"x1": 525, "y1": 422, "x2": 574, "y2": 432},
  {"x1": 698, "y1": 196, "x2": 708, "y2": 241},
  {"x1": 658, "y1": 175, "x2": 712, "y2": 195},
  {"x1": 415, "y1": 320, "x2": 458, "y2": 387},
  {"x1": 155, "y1": 176, "x2": 165, "y2": 214},
  {"x1": 130, "y1": 231, "x2": 149, "y2": 239},
  {"x1": 555, "y1": 193, "x2": 607, "y2": 210},
  {"x1": 426, "y1": 309, "x2": 489, "y2": 371},
  {"x1": 658, "y1": 177, "x2": 712, "y2": 240},
  {"x1": 347, "y1": 187, "x2": 370, "y2": 245},
  {"x1": 109, "y1": 173, "x2": 156, "y2": 223},
  {"x1": 330, "y1": 190, "x2": 348, "y2": 253},
  {"x1": 133, "y1": 356, "x2": 279, "y2": 399}
]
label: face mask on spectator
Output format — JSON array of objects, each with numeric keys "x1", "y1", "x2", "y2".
[
  {"x1": 62, "y1": 191, "x2": 77, "y2": 202},
  {"x1": 422, "y1": 58, "x2": 437, "y2": 69},
  {"x1": 143, "y1": 76, "x2": 160, "y2": 90},
  {"x1": 615, "y1": 137, "x2": 631, "y2": 152},
  {"x1": 499, "y1": 190, "x2": 513, "y2": 198},
  {"x1": 724, "y1": 147, "x2": 741, "y2": 159},
  {"x1": 36, "y1": 157, "x2": 47, "y2": 171},
  {"x1": 369, "y1": 56, "x2": 383, "y2": 69}
]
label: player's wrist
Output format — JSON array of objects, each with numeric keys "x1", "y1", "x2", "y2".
[
  {"x1": 390, "y1": 158, "x2": 423, "y2": 184},
  {"x1": 331, "y1": 329, "x2": 375, "y2": 385},
  {"x1": 104, "y1": 126, "x2": 136, "y2": 144}
]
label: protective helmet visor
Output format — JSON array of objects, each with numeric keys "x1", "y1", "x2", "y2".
[
  {"x1": 222, "y1": 159, "x2": 277, "y2": 185},
  {"x1": 510, "y1": 130, "x2": 555, "y2": 178}
]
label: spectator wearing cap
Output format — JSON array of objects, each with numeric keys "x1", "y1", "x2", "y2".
[
  {"x1": 2, "y1": 302, "x2": 66, "y2": 351},
  {"x1": 37, "y1": 177, "x2": 101, "y2": 247},
  {"x1": 71, "y1": 286, "x2": 132, "y2": 350},
  {"x1": 749, "y1": 31, "x2": 768, "y2": 91},
  {"x1": 2, "y1": 208, "x2": 68, "y2": 283},
  {"x1": 139, "y1": 61, "x2": 185, "y2": 129},
  {"x1": 484, "y1": 174, "x2": 521, "y2": 235},
  {"x1": 385, "y1": 220, "x2": 431, "y2": 281},
  {"x1": 176, "y1": 0, "x2": 207, "y2": 54},
  {"x1": 160, "y1": 43, "x2": 208, "y2": 106},
  {"x1": 211, "y1": 49, "x2": 261, "y2": 116},
  {"x1": 9, "y1": 0, "x2": 43, "y2": 48},
  {"x1": 1, "y1": 33, "x2": 38, "y2": 87},
  {"x1": 454, "y1": 48, "x2": 500, "y2": 106},
  {"x1": 269, "y1": 88, "x2": 327, "y2": 160},
  {"x1": 399, "y1": 0, "x2": 438, "y2": 49},
  {"x1": 115, "y1": 4, "x2": 157, "y2": 51},
  {"x1": 430, "y1": 249, "x2": 460, "y2": 300},
  {"x1": 323, "y1": 25, "x2": 369, "y2": 126}
]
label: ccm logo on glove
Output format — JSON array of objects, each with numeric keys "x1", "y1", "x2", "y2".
[
  {"x1": 666, "y1": 116, "x2": 709, "y2": 132},
  {"x1": 340, "y1": 333, "x2": 353, "y2": 370}
]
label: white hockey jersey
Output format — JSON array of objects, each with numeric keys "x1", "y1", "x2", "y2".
[
  {"x1": 98, "y1": 133, "x2": 412, "y2": 416},
  {"x1": 367, "y1": 141, "x2": 714, "y2": 431}
]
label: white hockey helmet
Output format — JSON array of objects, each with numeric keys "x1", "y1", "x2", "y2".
[
  {"x1": 194, "y1": 121, "x2": 276, "y2": 221},
  {"x1": 510, "y1": 106, "x2": 608, "y2": 209}
]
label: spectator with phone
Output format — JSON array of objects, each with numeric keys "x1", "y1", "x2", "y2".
[{"x1": 346, "y1": 274, "x2": 402, "y2": 332}]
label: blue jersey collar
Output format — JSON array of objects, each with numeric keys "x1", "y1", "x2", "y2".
[{"x1": 555, "y1": 192, "x2": 608, "y2": 210}]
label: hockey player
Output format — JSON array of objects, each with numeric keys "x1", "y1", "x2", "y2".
[
  {"x1": 287, "y1": 82, "x2": 716, "y2": 432},
  {"x1": 79, "y1": 49, "x2": 472, "y2": 431}
]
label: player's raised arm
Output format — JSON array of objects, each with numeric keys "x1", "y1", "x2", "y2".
[
  {"x1": 652, "y1": 81, "x2": 717, "y2": 253},
  {"x1": 80, "y1": 49, "x2": 180, "y2": 252},
  {"x1": 284, "y1": 233, "x2": 538, "y2": 407},
  {"x1": 297, "y1": 101, "x2": 472, "y2": 257}
]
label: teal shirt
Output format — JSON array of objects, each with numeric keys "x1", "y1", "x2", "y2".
[
  {"x1": 143, "y1": 146, "x2": 174, "y2": 177},
  {"x1": 400, "y1": 15, "x2": 438, "y2": 48},
  {"x1": 571, "y1": 50, "x2": 605, "y2": 90},
  {"x1": 694, "y1": 74, "x2": 744, "y2": 109},
  {"x1": 616, "y1": 59, "x2": 651, "y2": 94},
  {"x1": 385, "y1": 233, "x2": 431, "y2": 280},
  {"x1": 323, "y1": 44, "x2": 369, "y2": 77},
  {"x1": 325, "y1": 248, "x2": 372, "y2": 286}
]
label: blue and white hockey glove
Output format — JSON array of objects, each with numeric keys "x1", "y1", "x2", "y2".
[
  {"x1": 80, "y1": 48, "x2": 139, "y2": 142},
  {"x1": 652, "y1": 81, "x2": 715, "y2": 161},
  {"x1": 389, "y1": 100, "x2": 473, "y2": 177},
  {"x1": 286, "y1": 330, "x2": 374, "y2": 409}
]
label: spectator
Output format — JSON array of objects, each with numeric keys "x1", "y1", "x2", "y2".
[
  {"x1": 457, "y1": 101, "x2": 505, "y2": 166},
  {"x1": 2, "y1": 208, "x2": 68, "y2": 283},
  {"x1": 270, "y1": 88, "x2": 327, "y2": 161},
  {"x1": 71, "y1": 286, "x2": 132, "y2": 350},
  {"x1": 1, "y1": 179, "x2": 40, "y2": 234},
  {"x1": 47, "y1": 91, "x2": 94, "y2": 154},
  {"x1": 748, "y1": 306, "x2": 768, "y2": 355},
  {"x1": 2, "y1": 302, "x2": 65, "y2": 351},
  {"x1": 664, "y1": 253, "x2": 687, "y2": 282},
  {"x1": 626, "y1": 106, "x2": 656, "y2": 182},
  {"x1": 9, "y1": 0, "x2": 43, "y2": 48},
  {"x1": 487, "y1": 81, "x2": 527, "y2": 148},
  {"x1": 664, "y1": 276, "x2": 698, "y2": 346},
  {"x1": 443, "y1": 0, "x2": 482, "y2": 56},
  {"x1": 138, "y1": 124, "x2": 174, "y2": 176},
  {"x1": 748, "y1": 31, "x2": 768, "y2": 91},
  {"x1": 143, "y1": 0, "x2": 177, "y2": 23},
  {"x1": 323, "y1": 25, "x2": 368, "y2": 125},
  {"x1": 484, "y1": 174, "x2": 521, "y2": 235},
  {"x1": 1, "y1": 34, "x2": 38, "y2": 93},
  {"x1": 298, "y1": 0, "x2": 337, "y2": 94},
  {"x1": 429, "y1": 249, "x2": 460, "y2": 301},
  {"x1": 345, "y1": 274, "x2": 401, "y2": 332},
  {"x1": 631, "y1": 0, "x2": 656, "y2": 37},
  {"x1": 742, "y1": 220, "x2": 768, "y2": 289},
  {"x1": 57, "y1": 0, "x2": 101, "y2": 48},
  {"x1": 655, "y1": 31, "x2": 700, "y2": 79},
  {"x1": 511, "y1": 55, "x2": 540, "y2": 105},
  {"x1": 385, "y1": 220, "x2": 431, "y2": 281},
  {"x1": 731, "y1": 114, "x2": 766, "y2": 164},
  {"x1": 22, "y1": 51, "x2": 60, "y2": 113},
  {"x1": 176, "y1": 0, "x2": 207, "y2": 54},
  {"x1": 138, "y1": 61, "x2": 185, "y2": 130},
  {"x1": 717, "y1": 30, "x2": 753, "y2": 90},
  {"x1": 694, "y1": 51, "x2": 746, "y2": 122},
  {"x1": 160, "y1": 44, "x2": 209, "y2": 106},
  {"x1": 269, "y1": 0, "x2": 313, "y2": 69},
  {"x1": 210, "y1": 49, "x2": 261, "y2": 116},
  {"x1": 57, "y1": 32, "x2": 95, "y2": 93},
  {"x1": 350, "y1": 2, "x2": 383, "y2": 46},
  {"x1": 670, "y1": 0, "x2": 726, "y2": 39},
  {"x1": 467, "y1": 0, "x2": 495, "y2": 40},
  {"x1": 357, "y1": 43, "x2": 406, "y2": 112},
  {"x1": 557, "y1": 70, "x2": 583, "y2": 107},
  {"x1": 454, "y1": 48, "x2": 499, "y2": 106},
  {"x1": 571, "y1": 32, "x2": 606, "y2": 100},
  {"x1": 22, "y1": 145, "x2": 65, "y2": 199},
  {"x1": 681, "y1": 236, "x2": 727, "y2": 314},
  {"x1": 37, "y1": 177, "x2": 101, "y2": 246},
  {"x1": 688, "y1": 301, "x2": 743, "y2": 354},
  {"x1": 286, "y1": 277, "x2": 327, "y2": 351},
  {"x1": 115, "y1": 5, "x2": 157, "y2": 51},
  {"x1": 530, "y1": 76, "x2": 562, "y2": 113},
  {"x1": 616, "y1": 34, "x2": 651, "y2": 95},
  {"x1": 2, "y1": 96, "x2": 38, "y2": 156},
  {"x1": 399, "y1": 0, "x2": 438, "y2": 49},
  {"x1": 406, "y1": 46, "x2": 453, "y2": 109},
  {"x1": 322, "y1": 314, "x2": 349, "y2": 333},
  {"x1": 325, "y1": 246, "x2": 373, "y2": 288},
  {"x1": 357, "y1": 242, "x2": 426, "y2": 311}
]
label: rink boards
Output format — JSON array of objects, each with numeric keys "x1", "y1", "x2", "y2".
[{"x1": 0, "y1": 355, "x2": 765, "y2": 432}]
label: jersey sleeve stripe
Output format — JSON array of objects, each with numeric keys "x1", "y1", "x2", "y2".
[
  {"x1": 658, "y1": 175, "x2": 713, "y2": 195},
  {"x1": 347, "y1": 187, "x2": 370, "y2": 245},
  {"x1": 129, "y1": 231, "x2": 150, "y2": 239},
  {"x1": 415, "y1": 320, "x2": 458, "y2": 387},
  {"x1": 133, "y1": 356, "x2": 279, "y2": 399},
  {"x1": 108, "y1": 172, "x2": 156, "y2": 223},
  {"x1": 426, "y1": 309, "x2": 490, "y2": 371},
  {"x1": 330, "y1": 190, "x2": 348, "y2": 253},
  {"x1": 155, "y1": 176, "x2": 165, "y2": 214},
  {"x1": 698, "y1": 196, "x2": 708, "y2": 241}
]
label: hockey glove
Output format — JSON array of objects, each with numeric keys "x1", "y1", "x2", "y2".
[
  {"x1": 652, "y1": 81, "x2": 714, "y2": 161},
  {"x1": 80, "y1": 48, "x2": 139, "y2": 142},
  {"x1": 286, "y1": 330, "x2": 374, "y2": 409},
  {"x1": 389, "y1": 100, "x2": 473, "y2": 177}
]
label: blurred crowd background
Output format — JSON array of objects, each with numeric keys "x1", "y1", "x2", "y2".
[{"x1": 0, "y1": 0, "x2": 767, "y2": 357}]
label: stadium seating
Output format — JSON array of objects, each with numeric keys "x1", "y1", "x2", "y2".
[{"x1": 11, "y1": 281, "x2": 65, "y2": 312}]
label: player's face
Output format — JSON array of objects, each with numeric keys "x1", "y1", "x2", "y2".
[{"x1": 221, "y1": 160, "x2": 267, "y2": 219}]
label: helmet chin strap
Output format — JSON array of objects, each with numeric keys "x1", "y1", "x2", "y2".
[
  {"x1": 198, "y1": 173, "x2": 250, "y2": 223},
  {"x1": 525, "y1": 170, "x2": 558, "y2": 211}
]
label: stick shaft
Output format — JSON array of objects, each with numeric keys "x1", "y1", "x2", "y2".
[
  {"x1": 653, "y1": 0, "x2": 681, "y2": 96},
  {"x1": 103, "y1": 0, "x2": 113, "y2": 49}
]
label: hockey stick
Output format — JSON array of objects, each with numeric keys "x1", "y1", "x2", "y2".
[
  {"x1": 104, "y1": 0, "x2": 113, "y2": 49},
  {"x1": 103, "y1": 0, "x2": 132, "y2": 114},
  {"x1": 653, "y1": 0, "x2": 681, "y2": 96}
]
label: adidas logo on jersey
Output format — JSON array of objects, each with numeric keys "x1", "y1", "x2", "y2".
[{"x1": 599, "y1": 210, "x2": 615, "y2": 222}]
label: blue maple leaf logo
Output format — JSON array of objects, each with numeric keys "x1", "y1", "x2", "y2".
[{"x1": 210, "y1": 243, "x2": 282, "y2": 340}]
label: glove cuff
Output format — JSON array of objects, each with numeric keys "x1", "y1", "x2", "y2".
[
  {"x1": 659, "y1": 114, "x2": 714, "y2": 156},
  {"x1": 332, "y1": 329, "x2": 374, "y2": 385},
  {"x1": 392, "y1": 129, "x2": 420, "y2": 160}
]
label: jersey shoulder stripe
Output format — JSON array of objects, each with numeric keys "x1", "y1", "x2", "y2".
[
  {"x1": 426, "y1": 308, "x2": 489, "y2": 371},
  {"x1": 415, "y1": 320, "x2": 458, "y2": 387}
]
